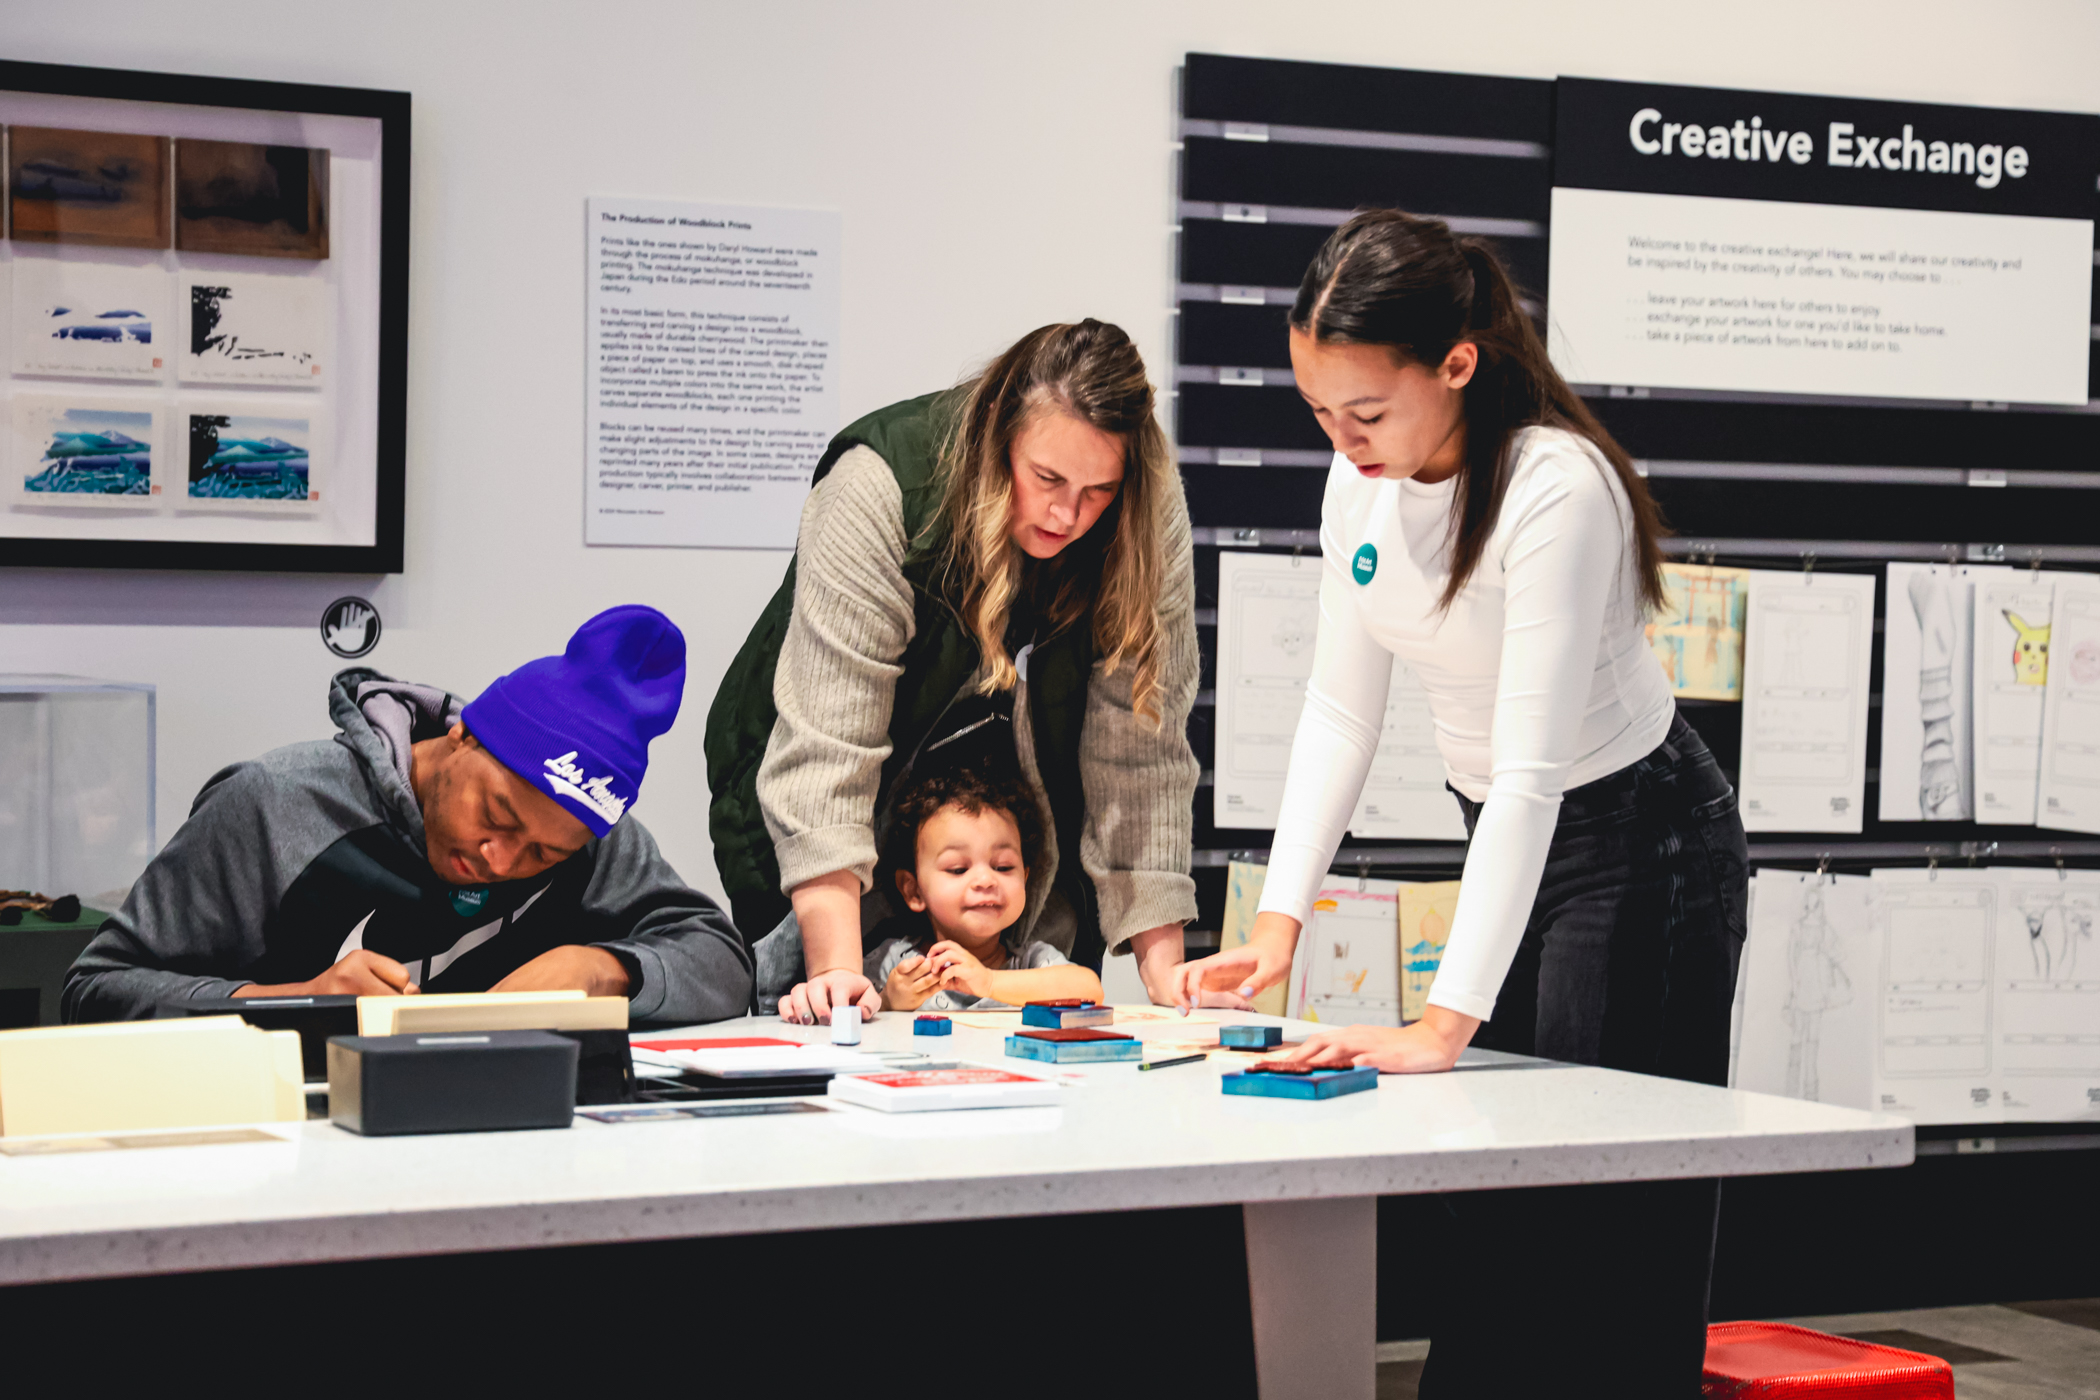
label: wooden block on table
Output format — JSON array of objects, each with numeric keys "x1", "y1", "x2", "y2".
[
  {"x1": 1221, "y1": 1064, "x2": 1379, "y2": 1100},
  {"x1": 1021, "y1": 1002, "x2": 1114, "y2": 1029},
  {"x1": 1219, "y1": 1024, "x2": 1284, "y2": 1049},
  {"x1": 1006, "y1": 1027, "x2": 1144, "y2": 1063},
  {"x1": 357, "y1": 991, "x2": 627, "y2": 1036}
]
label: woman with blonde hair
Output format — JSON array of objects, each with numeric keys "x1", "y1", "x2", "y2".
[{"x1": 706, "y1": 320, "x2": 1206, "y2": 1023}]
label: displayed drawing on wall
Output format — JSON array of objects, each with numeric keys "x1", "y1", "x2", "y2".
[
  {"x1": 1288, "y1": 878, "x2": 1403, "y2": 1026},
  {"x1": 1350, "y1": 661, "x2": 1467, "y2": 840},
  {"x1": 8, "y1": 257, "x2": 165, "y2": 379},
  {"x1": 5, "y1": 126, "x2": 169, "y2": 248},
  {"x1": 2038, "y1": 576, "x2": 2100, "y2": 835},
  {"x1": 1398, "y1": 880, "x2": 1460, "y2": 1024},
  {"x1": 180, "y1": 274, "x2": 328, "y2": 386},
  {"x1": 1994, "y1": 870, "x2": 2100, "y2": 1120},
  {"x1": 1218, "y1": 860, "x2": 1288, "y2": 1018},
  {"x1": 1735, "y1": 870, "x2": 1877, "y2": 1111},
  {"x1": 1880, "y1": 564, "x2": 1978, "y2": 823},
  {"x1": 1871, "y1": 868, "x2": 1998, "y2": 1123},
  {"x1": 185, "y1": 410, "x2": 314, "y2": 505},
  {"x1": 1738, "y1": 570, "x2": 1876, "y2": 833},
  {"x1": 1214, "y1": 550, "x2": 1320, "y2": 829},
  {"x1": 174, "y1": 139, "x2": 329, "y2": 259},
  {"x1": 13, "y1": 398, "x2": 156, "y2": 503},
  {"x1": 1646, "y1": 563, "x2": 1749, "y2": 701},
  {"x1": 1973, "y1": 572, "x2": 2065, "y2": 825}
]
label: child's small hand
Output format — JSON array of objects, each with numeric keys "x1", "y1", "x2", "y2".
[
  {"x1": 927, "y1": 940, "x2": 994, "y2": 1000},
  {"x1": 882, "y1": 953, "x2": 942, "y2": 1011}
]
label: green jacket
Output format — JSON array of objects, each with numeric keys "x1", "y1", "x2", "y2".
[{"x1": 704, "y1": 392, "x2": 1109, "y2": 964}]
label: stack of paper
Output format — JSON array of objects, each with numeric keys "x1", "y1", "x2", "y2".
[{"x1": 0, "y1": 1016, "x2": 303, "y2": 1137}]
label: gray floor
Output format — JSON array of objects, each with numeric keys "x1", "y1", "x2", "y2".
[{"x1": 1374, "y1": 1299, "x2": 2100, "y2": 1398}]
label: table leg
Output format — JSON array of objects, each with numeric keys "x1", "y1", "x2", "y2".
[{"x1": 1242, "y1": 1195, "x2": 1377, "y2": 1400}]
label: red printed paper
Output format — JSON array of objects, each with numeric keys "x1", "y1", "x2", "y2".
[{"x1": 858, "y1": 1070, "x2": 1043, "y2": 1089}]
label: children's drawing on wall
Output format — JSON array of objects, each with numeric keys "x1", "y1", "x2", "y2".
[
  {"x1": 1398, "y1": 880, "x2": 1459, "y2": 1023},
  {"x1": 2038, "y1": 580, "x2": 2100, "y2": 834},
  {"x1": 1879, "y1": 564, "x2": 1977, "y2": 823},
  {"x1": 1646, "y1": 563, "x2": 1748, "y2": 700},
  {"x1": 1972, "y1": 573, "x2": 2063, "y2": 825},
  {"x1": 1289, "y1": 879, "x2": 1402, "y2": 1027},
  {"x1": 1993, "y1": 871, "x2": 2100, "y2": 1119},
  {"x1": 1734, "y1": 869, "x2": 1877, "y2": 1111}
]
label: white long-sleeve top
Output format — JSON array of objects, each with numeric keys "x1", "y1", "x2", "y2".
[{"x1": 1255, "y1": 426, "x2": 1675, "y2": 1020}]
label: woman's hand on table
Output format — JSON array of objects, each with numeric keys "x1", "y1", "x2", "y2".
[
  {"x1": 1166, "y1": 911, "x2": 1300, "y2": 1013},
  {"x1": 881, "y1": 953, "x2": 940, "y2": 1011},
  {"x1": 778, "y1": 967, "x2": 882, "y2": 1026},
  {"x1": 1270, "y1": 1007, "x2": 1483, "y2": 1075}
]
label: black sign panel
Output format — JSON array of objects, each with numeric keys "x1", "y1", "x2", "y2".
[{"x1": 1555, "y1": 77, "x2": 2100, "y2": 219}]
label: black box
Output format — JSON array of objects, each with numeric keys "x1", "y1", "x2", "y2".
[
  {"x1": 554, "y1": 1028, "x2": 637, "y2": 1105},
  {"x1": 182, "y1": 995, "x2": 359, "y2": 1081},
  {"x1": 328, "y1": 1030, "x2": 578, "y2": 1136}
]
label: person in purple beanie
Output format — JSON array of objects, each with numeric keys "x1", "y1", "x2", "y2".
[{"x1": 63, "y1": 606, "x2": 752, "y2": 1025}]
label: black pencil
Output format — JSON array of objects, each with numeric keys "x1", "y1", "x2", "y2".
[{"x1": 1138, "y1": 1053, "x2": 1207, "y2": 1072}]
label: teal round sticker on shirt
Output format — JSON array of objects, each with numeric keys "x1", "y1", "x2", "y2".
[{"x1": 1351, "y1": 543, "x2": 1378, "y2": 586}]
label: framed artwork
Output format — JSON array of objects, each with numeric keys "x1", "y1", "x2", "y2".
[{"x1": 0, "y1": 59, "x2": 407, "y2": 572}]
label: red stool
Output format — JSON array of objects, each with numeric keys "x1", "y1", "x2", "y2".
[{"x1": 1702, "y1": 1322, "x2": 1954, "y2": 1398}]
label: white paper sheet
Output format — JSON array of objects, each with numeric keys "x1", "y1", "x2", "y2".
[
  {"x1": 2038, "y1": 575, "x2": 2100, "y2": 835},
  {"x1": 1870, "y1": 868, "x2": 2000, "y2": 1124},
  {"x1": 1287, "y1": 878, "x2": 1402, "y2": 1027},
  {"x1": 1734, "y1": 870, "x2": 1878, "y2": 1111},
  {"x1": 179, "y1": 271, "x2": 329, "y2": 387},
  {"x1": 1214, "y1": 550, "x2": 1321, "y2": 828},
  {"x1": 1972, "y1": 571, "x2": 2069, "y2": 826},
  {"x1": 11, "y1": 257, "x2": 165, "y2": 380},
  {"x1": 1992, "y1": 868, "x2": 2100, "y2": 1121},
  {"x1": 1879, "y1": 564, "x2": 1980, "y2": 823},
  {"x1": 1349, "y1": 659, "x2": 1467, "y2": 840},
  {"x1": 1739, "y1": 570, "x2": 1876, "y2": 832},
  {"x1": 584, "y1": 196, "x2": 840, "y2": 549}
]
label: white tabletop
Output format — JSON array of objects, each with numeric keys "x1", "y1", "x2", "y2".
[{"x1": 0, "y1": 1010, "x2": 1912, "y2": 1286}]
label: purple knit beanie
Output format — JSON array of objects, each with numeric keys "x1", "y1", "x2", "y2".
[{"x1": 460, "y1": 606, "x2": 686, "y2": 837}]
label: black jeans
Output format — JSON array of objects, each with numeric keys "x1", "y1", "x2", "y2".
[{"x1": 1420, "y1": 711, "x2": 1749, "y2": 1399}]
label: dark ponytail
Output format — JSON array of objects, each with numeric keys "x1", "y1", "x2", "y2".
[{"x1": 1291, "y1": 208, "x2": 1668, "y2": 613}]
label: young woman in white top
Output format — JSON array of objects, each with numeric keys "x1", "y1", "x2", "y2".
[{"x1": 1171, "y1": 210, "x2": 1749, "y2": 1398}]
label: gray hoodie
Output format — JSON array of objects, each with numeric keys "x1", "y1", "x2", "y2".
[{"x1": 63, "y1": 668, "x2": 752, "y2": 1024}]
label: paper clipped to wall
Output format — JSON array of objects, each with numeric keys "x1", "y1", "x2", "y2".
[
  {"x1": 1972, "y1": 571, "x2": 2070, "y2": 826},
  {"x1": 1734, "y1": 869, "x2": 1878, "y2": 1112},
  {"x1": 2037, "y1": 574, "x2": 2100, "y2": 835},
  {"x1": 1398, "y1": 880, "x2": 1460, "y2": 1024},
  {"x1": 584, "y1": 196, "x2": 840, "y2": 549},
  {"x1": 1878, "y1": 563, "x2": 1980, "y2": 823},
  {"x1": 1646, "y1": 563, "x2": 1749, "y2": 701},
  {"x1": 1287, "y1": 878, "x2": 1404, "y2": 1027},
  {"x1": 1738, "y1": 569, "x2": 1876, "y2": 833},
  {"x1": 1214, "y1": 550, "x2": 1456, "y2": 836}
]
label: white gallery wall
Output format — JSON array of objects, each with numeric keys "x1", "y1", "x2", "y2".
[{"x1": 4, "y1": 0, "x2": 2098, "y2": 904}]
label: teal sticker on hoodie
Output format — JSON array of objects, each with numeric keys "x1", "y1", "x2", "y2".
[
  {"x1": 1351, "y1": 543, "x2": 1378, "y2": 586},
  {"x1": 451, "y1": 886, "x2": 489, "y2": 918}
]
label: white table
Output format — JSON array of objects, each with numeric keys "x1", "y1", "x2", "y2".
[{"x1": 0, "y1": 1011, "x2": 1911, "y2": 1399}]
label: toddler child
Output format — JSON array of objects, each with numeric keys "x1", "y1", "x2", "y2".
[{"x1": 865, "y1": 764, "x2": 1103, "y2": 1012}]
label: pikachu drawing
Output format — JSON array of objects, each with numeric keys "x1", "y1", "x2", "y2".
[{"x1": 2005, "y1": 611, "x2": 2051, "y2": 687}]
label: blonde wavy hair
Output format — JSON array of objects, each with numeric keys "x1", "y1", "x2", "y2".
[{"x1": 930, "y1": 320, "x2": 1175, "y2": 723}]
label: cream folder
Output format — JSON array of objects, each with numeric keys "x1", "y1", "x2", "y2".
[{"x1": 0, "y1": 1016, "x2": 304, "y2": 1137}]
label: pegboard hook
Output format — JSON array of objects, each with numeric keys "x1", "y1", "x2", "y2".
[
  {"x1": 1815, "y1": 852, "x2": 1831, "y2": 883},
  {"x1": 1927, "y1": 855, "x2": 1939, "y2": 882},
  {"x1": 1801, "y1": 551, "x2": 1817, "y2": 581}
]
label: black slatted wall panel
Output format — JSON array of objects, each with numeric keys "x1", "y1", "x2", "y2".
[{"x1": 1172, "y1": 52, "x2": 2100, "y2": 940}]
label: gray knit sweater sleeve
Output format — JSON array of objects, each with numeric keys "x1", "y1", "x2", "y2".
[
  {"x1": 758, "y1": 446, "x2": 916, "y2": 896},
  {"x1": 1081, "y1": 476, "x2": 1201, "y2": 951}
]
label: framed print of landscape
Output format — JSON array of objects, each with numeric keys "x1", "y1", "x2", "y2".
[{"x1": 0, "y1": 59, "x2": 406, "y2": 572}]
